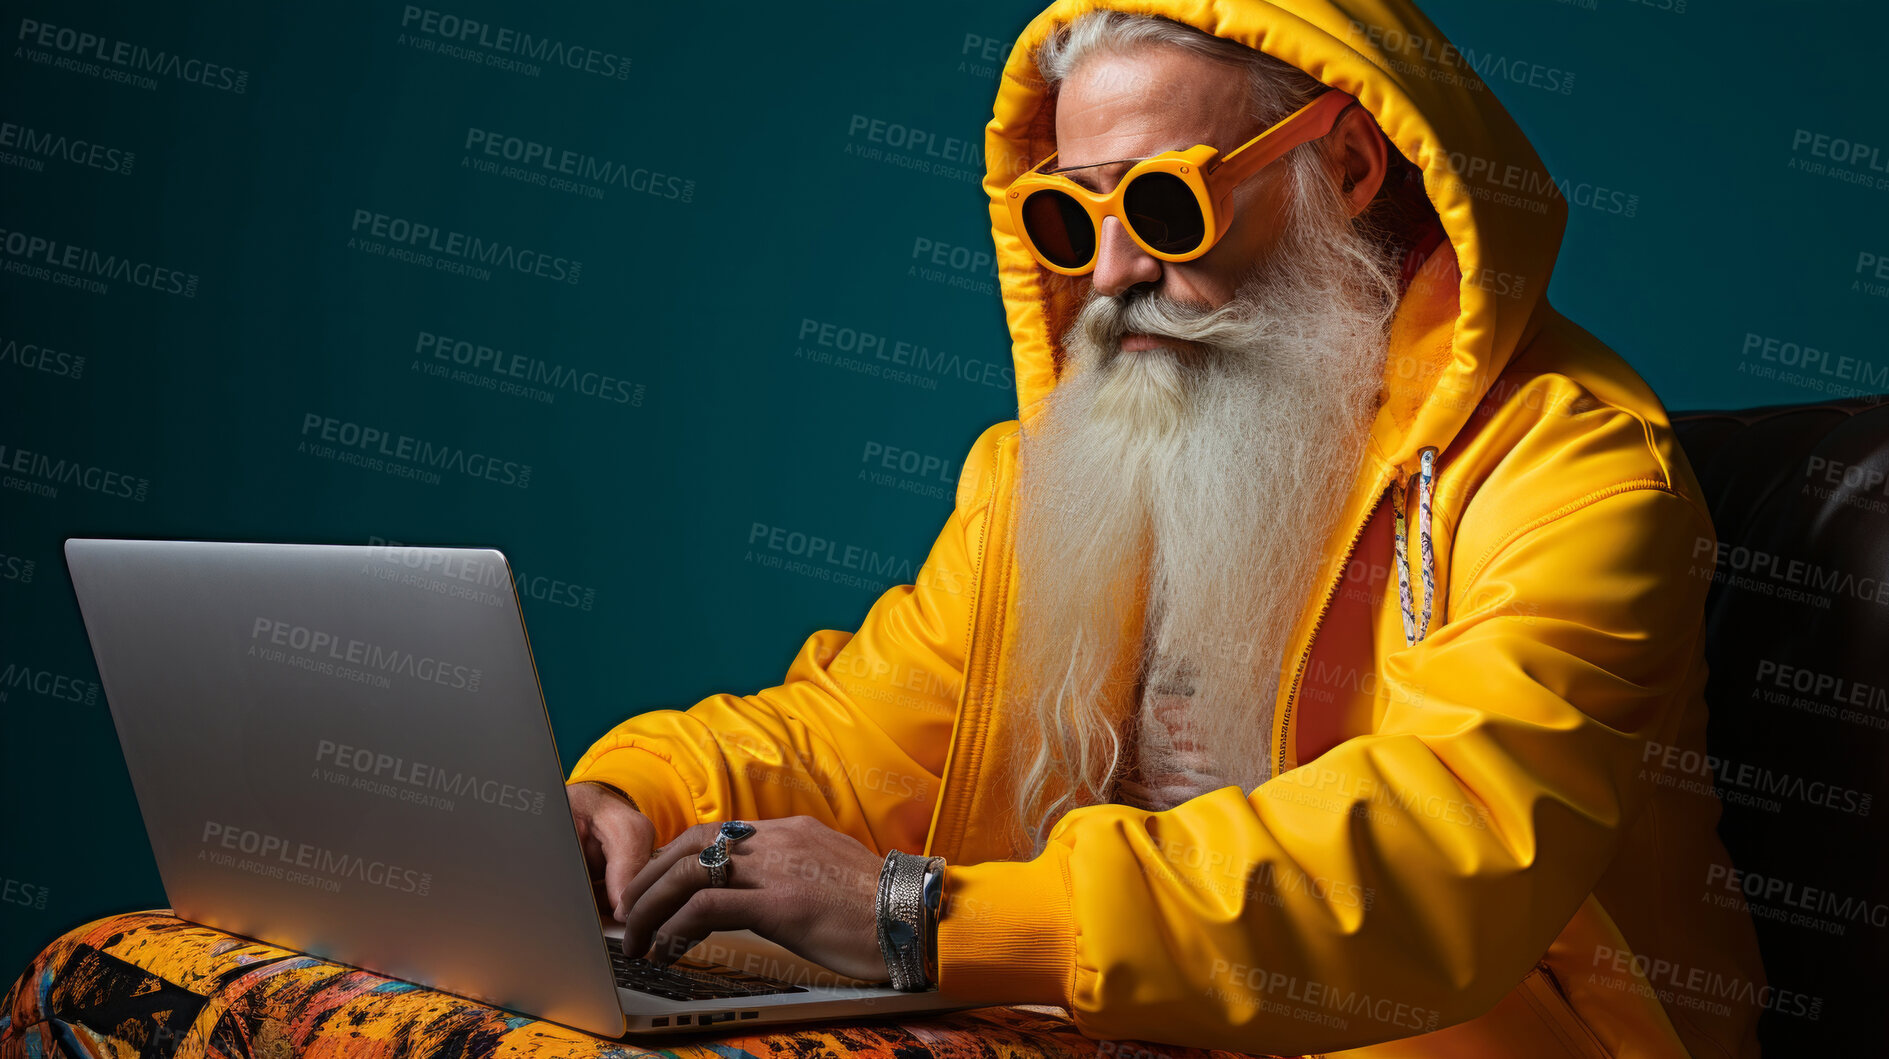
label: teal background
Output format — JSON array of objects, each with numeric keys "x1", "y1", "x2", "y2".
[{"x1": 3, "y1": 0, "x2": 1885, "y2": 974}]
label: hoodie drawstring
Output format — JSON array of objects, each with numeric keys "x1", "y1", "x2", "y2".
[{"x1": 1391, "y1": 447, "x2": 1437, "y2": 647}]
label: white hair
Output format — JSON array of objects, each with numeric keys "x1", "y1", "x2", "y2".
[{"x1": 1036, "y1": 9, "x2": 1331, "y2": 134}]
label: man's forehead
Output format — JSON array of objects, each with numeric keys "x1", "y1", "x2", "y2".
[{"x1": 1050, "y1": 53, "x2": 1251, "y2": 186}]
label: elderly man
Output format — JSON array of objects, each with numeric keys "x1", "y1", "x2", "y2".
[{"x1": 566, "y1": 2, "x2": 1767, "y2": 1055}]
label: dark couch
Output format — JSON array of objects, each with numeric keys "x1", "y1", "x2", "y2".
[{"x1": 1672, "y1": 396, "x2": 1889, "y2": 1052}]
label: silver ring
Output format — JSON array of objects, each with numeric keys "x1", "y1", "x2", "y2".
[{"x1": 697, "y1": 820, "x2": 757, "y2": 887}]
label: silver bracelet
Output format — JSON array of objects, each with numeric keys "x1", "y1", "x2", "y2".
[{"x1": 875, "y1": 850, "x2": 941, "y2": 991}]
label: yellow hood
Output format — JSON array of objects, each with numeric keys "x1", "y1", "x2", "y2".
[{"x1": 985, "y1": 0, "x2": 1566, "y2": 471}]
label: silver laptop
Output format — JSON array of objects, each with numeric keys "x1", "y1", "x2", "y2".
[{"x1": 64, "y1": 538, "x2": 978, "y2": 1037}]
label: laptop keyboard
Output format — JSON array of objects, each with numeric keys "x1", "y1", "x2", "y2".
[{"x1": 607, "y1": 937, "x2": 809, "y2": 1001}]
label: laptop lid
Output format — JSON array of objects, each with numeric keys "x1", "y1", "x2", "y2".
[{"x1": 64, "y1": 538, "x2": 628, "y2": 1037}]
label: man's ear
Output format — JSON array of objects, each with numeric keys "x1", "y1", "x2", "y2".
[{"x1": 1328, "y1": 107, "x2": 1390, "y2": 217}]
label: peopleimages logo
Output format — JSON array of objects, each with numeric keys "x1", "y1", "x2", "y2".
[
  {"x1": 0, "y1": 226, "x2": 198, "y2": 297},
  {"x1": 1705, "y1": 864, "x2": 1889, "y2": 932},
  {"x1": 1346, "y1": 20, "x2": 1574, "y2": 95},
  {"x1": 1692, "y1": 537, "x2": 1889, "y2": 607},
  {"x1": 1204, "y1": 960, "x2": 1441, "y2": 1033},
  {"x1": 0, "y1": 661, "x2": 100, "y2": 705},
  {"x1": 251, "y1": 617, "x2": 484, "y2": 692},
  {"x1": 792, "y1": 317, "x2": 1014, "y2": 391},
  {"x1": 843, "y1": 113, "x2": 990, "y2": 184},
  {"x1": 398, "y1": 6, "x2": 629, "y2": 80},
  {"x1": 462, "y1": 128, "x2": 693, "y2": 203},
  {"x1": 858, "y1": 439, "x2": 957, "y2": 501},
  {"x1": 200, "y1": 821, "x2": 431, "y2": 897},
  {"x1": 1, "y1": 876, "x2": 49, "y2": 911},
  {"x1": 1759, "y1": 662, "x2": 1885, "y2": 706},
  {"x1": 0, "y1": 550, "x2": 36, "y2": 584},
  {"x1": 0, "y1": 333, "x2": 84, "y2": 379},
  {"x1": 1854, "y1": 250, "x2": 1889, "y2": 300},
  {"x1": 1587, "y1": 945, "x2": 1822, "y2": 1024},
  {"x1": 0, "y1": 119, "x2": 134, "y2": 176},
  {"x1": 1740, "y1": 332, "x2": 1889, "y2": 399},
  {"x1": 298, "y1": 413, "x2": 533, "y2": 489},
  {"x1": 1640, "y1": 738, "x2": 1873, "y2": 816},
  {"x1": 1789, "y1": 127, "x2": 1889, "y2": 193},
  {"x1": 348, "y1": 209, "x2": 581, "y2": 285},
  {"x1": 414, "y1": 330, "x2": 639, "y2": 405},
  {"x1": 15, "y1": 18, "x2": 250, "y2": 94},
  {"x1": 747, "y1": 522, "x2": 920, "y2": 583},
  {"x1": 365, "y1": 538, "x2": 599, "y2": 612},
  {"x1": 0, "y1": 441, "x2": 148, "y2": 501},
  {"x1": 315, "y1": 739, "x2": 546, "y2": 815},
  {"x1": 1437, "y1": 151, "x2": 1639, "y2": 218}
]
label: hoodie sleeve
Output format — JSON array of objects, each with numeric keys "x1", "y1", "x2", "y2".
[
  {"x1": 563, "y1": 422, "x2": 1009, "y2": 857},
  {"x1": 934, "y1": 481, "x2": 1713, "y2": 1054}
]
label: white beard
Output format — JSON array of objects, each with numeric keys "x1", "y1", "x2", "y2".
[{"x1": 1002, "y1": 175, "x2": 1400, "y2": 858}]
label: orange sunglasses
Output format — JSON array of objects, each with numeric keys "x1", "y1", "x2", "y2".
[{"x1": 1003, "y1": 89, "x2": 1359, "y2": 276}]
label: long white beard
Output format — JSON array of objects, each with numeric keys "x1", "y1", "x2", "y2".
[{"x1": 1002, "y1": 175, "x2": 1399, "y2": 859}]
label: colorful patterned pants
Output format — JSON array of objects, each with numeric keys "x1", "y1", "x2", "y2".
[{"x1": 2, "y1": 910, "x2": 1264, "y2": 1058}]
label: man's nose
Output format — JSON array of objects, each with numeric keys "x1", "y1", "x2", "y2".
[{"x1": 1090, "y1": 214, "x2": 1162, "y2": 297}]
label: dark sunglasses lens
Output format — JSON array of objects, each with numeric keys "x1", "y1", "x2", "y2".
[
  {"x1": 1124, "y1": 172, "x2": 1205, "y2": 254},
  {"x1": 1021, "y1": 189, "x2": 1095, "y2": 269}
]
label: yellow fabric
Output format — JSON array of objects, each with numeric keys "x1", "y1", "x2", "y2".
[{"x1": 568, "y1": 2, "x2": 1767, "y2": 1055}]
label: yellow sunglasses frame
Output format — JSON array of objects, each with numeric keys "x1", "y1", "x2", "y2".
[{"x1": 1003, "y1": 89, "x2": 1360, "y2": 276}]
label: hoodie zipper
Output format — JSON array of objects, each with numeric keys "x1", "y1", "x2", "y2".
[{"x1": 1274, "y1": 463, "x2": 1394, "y2": 778}]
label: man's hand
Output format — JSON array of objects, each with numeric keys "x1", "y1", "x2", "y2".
[
  {"x1": 617, "y1": 815, "x2": 891, "y2": 984},
  {"x1": 567, "y1": 781, "x2": 659, "y2": 922}
]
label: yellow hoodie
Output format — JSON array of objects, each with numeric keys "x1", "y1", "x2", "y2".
[{"x1": 568, "y1": 1, "x2": 1769, "y2": 1054}]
